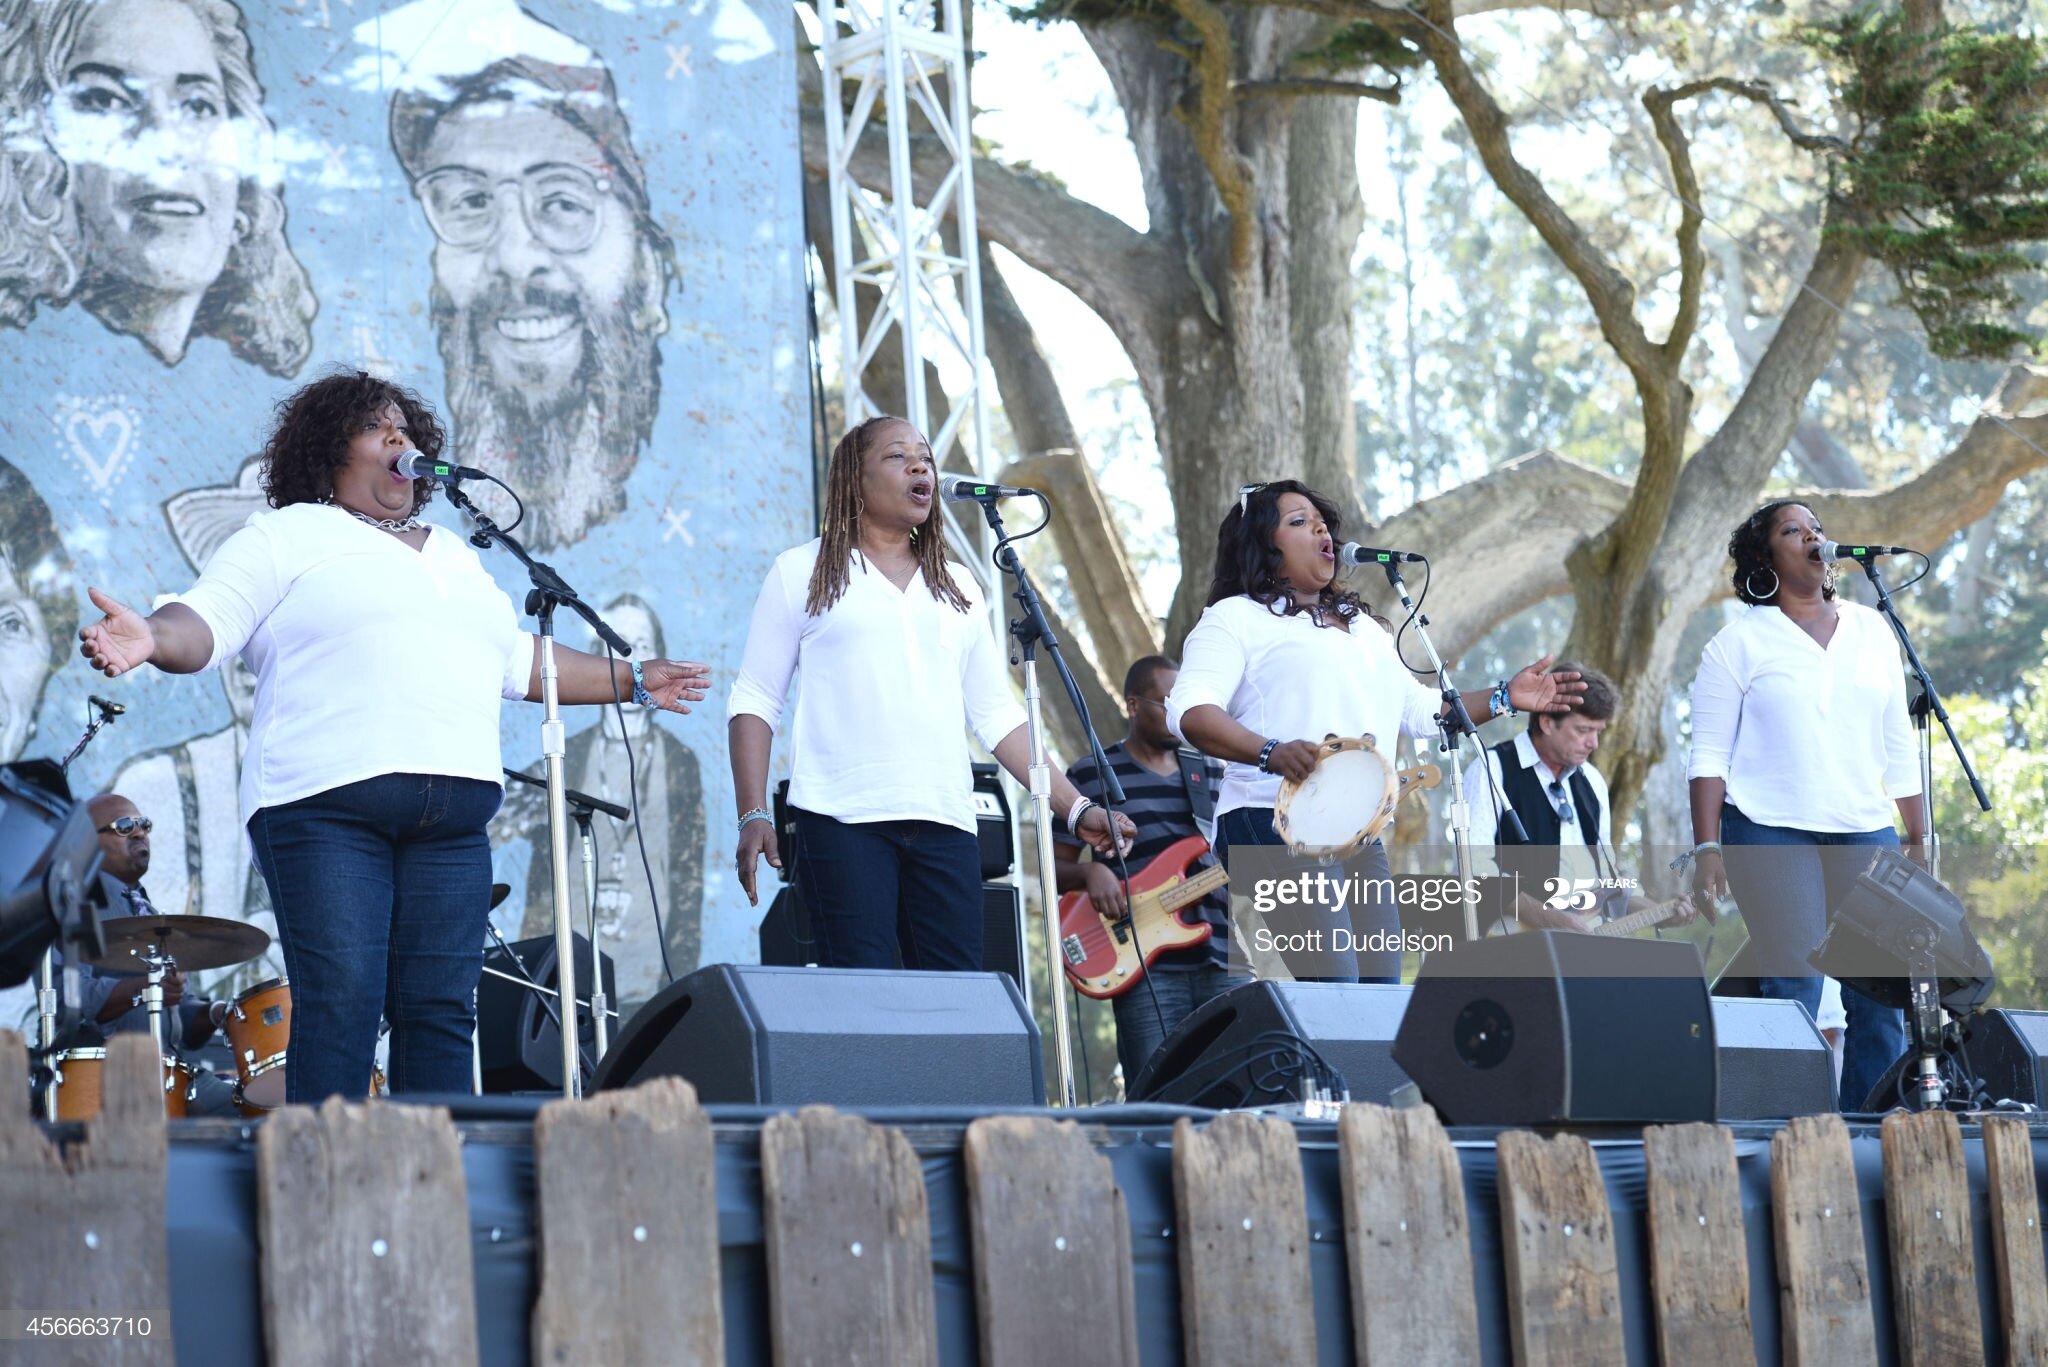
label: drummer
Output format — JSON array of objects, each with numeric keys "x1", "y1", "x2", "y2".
[
  {"x1": 1167, "y1": 481, "x2": 1581, "y2": 982},
  {"x1": 66, "y1": 793, "x2": 239, "y2": 1113}
]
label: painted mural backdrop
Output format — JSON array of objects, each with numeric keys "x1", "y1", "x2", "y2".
[{"x1": 0, "y1": 0, "x2": 809, "y2": 1020}]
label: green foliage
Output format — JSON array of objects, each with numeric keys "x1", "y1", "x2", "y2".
[
  {"x1": 1806, "y1": 7, "x2": 2048, "y2": 358},
  {"x1": 1296, "y1": 20, "x2": 1426, "y2": 75}
]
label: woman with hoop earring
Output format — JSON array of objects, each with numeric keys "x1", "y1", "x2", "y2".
[
  {"x1": 1168, "y1": 480, "x2": 1579, "y2": 983},
  {"x1": 1685, "y1": 499, "x2": 1925, "y2": 1110}
]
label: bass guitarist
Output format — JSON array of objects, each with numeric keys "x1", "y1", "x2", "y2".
[{"x1": 1053, "y1": 655, "x2": 1232, "y2": 1087}]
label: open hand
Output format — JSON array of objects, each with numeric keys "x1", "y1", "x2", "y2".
[
  {"x1": 638, "y1": 659, "x2": 712, "y2": 714},
  {"x1": 1508, "y1": 655, "x2": 1585, "y2": 715},
  {"x1": 78, "y1": 587, "x2": 154, "y2": 678}
]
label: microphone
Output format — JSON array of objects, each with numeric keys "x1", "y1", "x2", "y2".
[
  {"x1": 88, "y1": 695, "x2": 125, "y2": 717},
  {"x1": 938, "y1": 474, "x2": 1041, "y2": 503},
  {"x1": 1818, "y1": 539, "x2": 1913, "y2": 562},
  {"x1": 395, "y1": 450, "x2": 491, "y2": 483},
  {"x1": 1338, "y1": 542, "x2": 1426, "y2": 566}
]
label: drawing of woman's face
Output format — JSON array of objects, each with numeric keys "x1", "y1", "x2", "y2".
[{"x1": 50, "y1": 0, "x2": 239, "y2": 298}]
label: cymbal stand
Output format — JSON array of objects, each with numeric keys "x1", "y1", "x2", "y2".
[{"x1": 39, "y1": 698, "x2": 122, "y2": 1118}]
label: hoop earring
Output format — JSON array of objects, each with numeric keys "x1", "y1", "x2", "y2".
[{"x1": 1743, "y1": 567, "x2": 1780, "y2": 601}]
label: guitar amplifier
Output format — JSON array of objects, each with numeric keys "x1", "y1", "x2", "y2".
[{"x1": 773, "y1": 768, "x2": 1015, "y2": 883}]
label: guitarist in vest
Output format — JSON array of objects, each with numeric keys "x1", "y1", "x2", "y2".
[
  {"x1": 1052, "y1": 655, "x2": 1233, "y2": 1087},
  {"x1": 1465, "y1": 664, "x2": 1693, "y2": 933}
]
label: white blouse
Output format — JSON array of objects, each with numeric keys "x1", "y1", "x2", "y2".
[
  {"x1": 727, "y1": 539, "x2": 1026, "y2": 832},
  {"x1": 1166, "y1": 595, "x2": 1443, "y2": 817},
  {"x1": 1687, "y1": 601, "x2": 1921, "y2": 833},
  {"x1": 167, "y1": 503, "x2": 535, "y2": 826}
]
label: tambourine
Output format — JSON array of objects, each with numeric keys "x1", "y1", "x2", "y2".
[{"x1": 1272, "y1": 734, "x2": 1440, "y2": 860}]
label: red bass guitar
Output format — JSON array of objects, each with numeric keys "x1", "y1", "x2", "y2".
[{"x1": 1058, "y1": 835, "x2": 1229, "y2": 1000}]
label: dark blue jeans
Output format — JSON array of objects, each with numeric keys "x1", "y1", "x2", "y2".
[
  {"x1": 248, "y1": 773, "x2": 501, "y2": 1103},
  {"x1": 1720, "y1": 803, "x2": 1907, "y2": 1111},
  {"x1": 1111, "y1": 961, "x2": 1240, "y2": 1090},
  {"x1": 792, "y1": 808, "x2": 983, "y2": 971},
  {"x1": 1215, "y1": 806, "x2": 1400, "y2": 984}
]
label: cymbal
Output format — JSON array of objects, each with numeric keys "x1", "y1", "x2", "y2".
[
  {"x1": 84, "y1": 914, "x2": 271, "y2": 973},
  {"x1": 490, "y1": 883, "x2": 512, "y2": 911}
]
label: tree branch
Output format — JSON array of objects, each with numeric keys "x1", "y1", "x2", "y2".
[
  {"x1": 1408, "y1": 0, "x2": 1661, "y2": 382},
  {"x1": 1641, "y1": 86, "x2": 1707, "y2": 369},
  {"x1": 1233, "y1": 77, "x2": 1401, "y2": 103},
  {"x1": 1654, "y1": 76, "x2": 1848, "y2": 154},
  {"x1": 1163, "y1": 0, "x2": 1259, "y2": 272}
]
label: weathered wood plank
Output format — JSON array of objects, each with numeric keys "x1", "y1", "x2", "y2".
[
  {"x1": 1771, "y1": 1113, "x2": 1878, "y2": 1367},
  {"x1": 1981, "y1": 1115, "x2": 2048, "y2": 1367},
  {"x1": 1880, "y1": 1109, "x2": 1983, "y2": 1366},
  {"x1": 1172, "y1": 1112, "x2": 1316, "y2": 1366},
  {"x1": 760, "y1": 1106, "x2": 936, "y2": 1367},
  {"x1": 964, "y1": 1115, "x2": 1137, "y2": 1367},
  {"x1": 531, "y1": 1077, "x2": 722, "y2": 1366},
  {"x1": 0, "y1": 1031, "x2": 173, "y2": 1365},
  {"x1": 1643, "y1": 1123, "x2": 1755, "y2": 1365},
  {"x1": 256, "y1": 1098, "x2": 477, "y2": 1366},
  {"x1": 1336, "y1": 1102, "x2": 1479, "y2": 1365},
  {"x1": 1495, "y1": 1128, "x2": 1626, "y2": 1366}
]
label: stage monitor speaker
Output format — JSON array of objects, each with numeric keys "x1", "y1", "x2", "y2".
[
  {"x1": 476, "y1": 932, "x2": 616, "y2": 1093},
  {"x1": 1862, "y1": 1008, "x2": 2048, "y2": 1111},
  {"x1": 1393, "y1": 931, "x2": 1717, "y2": 1125},
  {"x1": 1711, "y1": 996, "x2": 1835, "y2": 1119},
  {"x1": 756, "y1": 883, "x2": 1028, "y2": 991},
  {"x1": 1128, "y1": 981, "x2": 1413, "y2": 1109},
  {"x1": 592, "y1": 964, "x2": 1045, "y2": 1105}
]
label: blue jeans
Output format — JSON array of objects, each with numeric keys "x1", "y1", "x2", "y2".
[
  {"x1": 1111, "y1": 962, "x2": 1239, "y2": 1090},
  {"x1": 1214, "y1": 806, "x2": 1400, "y2": 984},
  {"x1": 248, "y1": 774, "x2": 501, "y2": 1103},
  {"x1": 792, "y1": 808, "x2": 983, "y2": 971},
  {"x1": 1720, "y1": 803, "x2": 1907, "y2": 1110}
]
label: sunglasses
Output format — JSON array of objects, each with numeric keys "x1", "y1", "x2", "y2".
[
  {"x1": 1237, "y1": 482, "x2": 1270, "y2": 517},
  {"x1": 97, "y1": 816, "x2": 153, "y2": 836}
]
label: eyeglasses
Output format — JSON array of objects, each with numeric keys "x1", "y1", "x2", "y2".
[
  {"x1": 97, "y1": 816, "x2": 152, "y2": 836},
  {"x1": 1237, "y1": 482, "x2": 1270, "y2": 517},
  {"x1": 1545, "y1": 781, "x2": 1575, "y2": 827},
  {"x1": 414, "y1": 164, "x2": 613, "y2": 254}
]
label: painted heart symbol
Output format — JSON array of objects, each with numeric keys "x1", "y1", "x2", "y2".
[{"x1": 63, "y1": 406, "x2": 136, "y2": 492}]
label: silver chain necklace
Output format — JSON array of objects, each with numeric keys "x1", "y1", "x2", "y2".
[{"x1": 342, "y1": 506, "x2": 423, "y2": 534}]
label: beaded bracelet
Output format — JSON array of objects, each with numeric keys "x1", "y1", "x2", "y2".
[
  {"x1": 1257, "y1": 739, "x2": 1280, "y2": 773},
  {"x1": 737, "y1": 808, "x2": 772, "y2": 835},
  {"x1": 630, "y1": 659, "x2": 656, "y2": 707}
]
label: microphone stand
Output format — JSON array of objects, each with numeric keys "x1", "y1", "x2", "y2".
[
  {"x1": 1376, "y1": 563, "x2": 1524, "y2": 942},
  {"x1": 503, "y1": 768, "x2": 629, "y2": 1062},
  {"x1": 1857, "y1": 554, "x2": 1990, "y2": 882},
  {"x1": 37, "y1": 700, "x2": 121, "y2": 1118},
  {"x1": 970, "y1": 492, "x2": 1125, "y2": 1109},
  {"x1": 445, "y1": 480, "x2": 629, "y2": 1099}
]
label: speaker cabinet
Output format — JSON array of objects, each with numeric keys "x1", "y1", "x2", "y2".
[
  {"x1": 1393, "y1": 932, "x2": 1717, "y2": 1125},
  {"x1": 592, "y1": 964, "x2": 1045, "y2": 1105},
  {"x1": 1128, "y1": 981, "x2": 1414, "y2": 1109},
  {"x1": 756, "y1": 882, "x2": 1027, "y2": 991},
  {"x1": 1863, "y1": 1008, "x2": 2048, "y2": 1111},
  {"x1": 1711, "y1": 996, "x2": 1835, "y2": 1119},
  {"x1": 476, "y1": 933, "x2": 616, "y2": 1093}
]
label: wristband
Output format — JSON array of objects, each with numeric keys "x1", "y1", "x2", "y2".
[
  {"x1": 737, "y1": 808, "x2": 772, "y2": 835},
  {"x1": 1257, "y1": 739, "x2": 1280, "y2": 773},
  {"x1": 1068, "y1": 796, "x2": 1097, "y2": 832},
  {"x1": 1693, "y1": 841, "x2": 1722, "y2": 855},
  {"x1": 629, "y1": 659, "x2": 656, "y2": 707},
  {"x1": 1489, "y1": 679, "x2": 1516, "y2": 719}
]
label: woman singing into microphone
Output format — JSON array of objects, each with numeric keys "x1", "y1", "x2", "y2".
[
  {"x1": 1686, "y1": 499, "x2": 1922, "y2": 1110},
  {"x1": 1168, "y1": 481, "x2": 1579, "y2": 981},
  {"x1": 78, "y1": 371, "x2": 711, "y2": 1102}
]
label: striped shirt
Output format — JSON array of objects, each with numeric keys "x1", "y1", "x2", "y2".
[{"x1": 1054, "y1": 742, "x2": 1229, "y2": 971}]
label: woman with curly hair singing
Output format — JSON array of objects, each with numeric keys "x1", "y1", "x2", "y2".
[
  {"x1": 1168, "y1": 481, "x2": 1578, "y2": 982},
  {"x1": 1686, "y1": 498, "x2": 1922, "y2": 1110},
  {"x1": 76, "y1": 371, "x2": 711, "y2": 1102},
  {"x1": 728, "y1": 415, "x2": 1133, "y2": 971}
]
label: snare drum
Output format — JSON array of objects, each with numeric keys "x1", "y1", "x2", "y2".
[
  {"x1": 1273, "y1": 735, "x2": 1397, "y2": 860},
  {"x1": 51, "y1": 1047, "x2": 193, "y2": 1119},
  {"x1": 234, "y1": 1063, "x2": 387, "y2": 1116}
]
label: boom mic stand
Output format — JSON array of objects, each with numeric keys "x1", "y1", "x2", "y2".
[
  {"x1": 1374, "y1": 561, "x2": 1525, "y2": 942},
  {"x1": 445, "y1": 480, "x2": 629, "y2": 1099},
  {"x1": 37, "y1": 698, "x2": 122, "y2": 1118},
  {"x1": 968, "y1": 490, "x2": 1125, "y2": 1109},
  {"x1": 502, "y1": 767, "x2": 629, "y2": 1060}
]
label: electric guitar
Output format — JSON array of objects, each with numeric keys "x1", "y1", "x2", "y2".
[
  {"x1": 1059, "y1": 836, "x2": 1228, "y2": 1000},
  {"x1": 1488, "y1": 891, "x2": 1708, "y2": 937}
]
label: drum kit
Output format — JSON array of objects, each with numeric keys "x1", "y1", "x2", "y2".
[{"x1": 40, "y1": 911, "x2": 381, "y2": 1121}]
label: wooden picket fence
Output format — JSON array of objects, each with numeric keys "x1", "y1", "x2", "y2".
[{"x1": 6, "y1": 1029, "x2": 2048, "y2": 1366}]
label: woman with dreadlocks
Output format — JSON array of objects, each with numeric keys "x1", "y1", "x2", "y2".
[
  {"x1": 1169, "y1": 481, "x2": 1578, "y2": 982},
  {"x1": 729, "y1": 416, "x2": 1133, "y2": 970}
]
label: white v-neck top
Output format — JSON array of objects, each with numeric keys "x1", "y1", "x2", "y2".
[
  {"x1": 1687, "y1": 601, "x2": 1920, "y2": 832},
  {"x1": 727, "y1": 539, "x2": 1026, "y2": 831},
  {"x1": 1165, "y1": 595, "x2": 1443, "y2": 817},
  {"x1": 166, "y1": 503, "x2": 536, "y2": 825}
]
